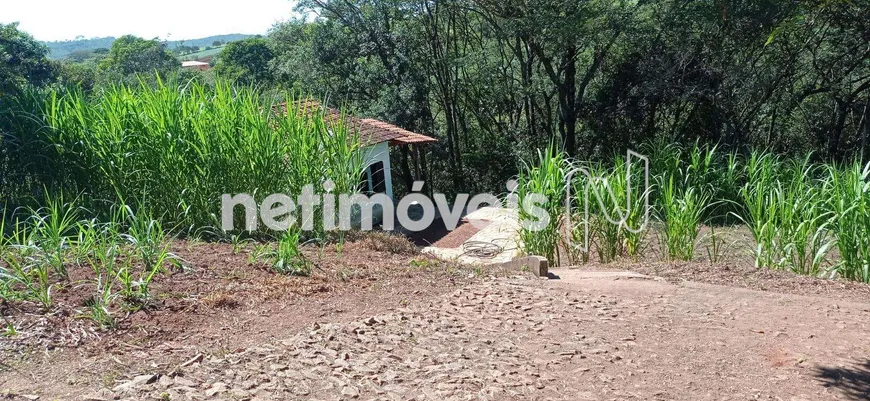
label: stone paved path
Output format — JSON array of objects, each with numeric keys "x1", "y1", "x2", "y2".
[{"x1": 91, "y1": 270, "x2": 870, "y2": 401}]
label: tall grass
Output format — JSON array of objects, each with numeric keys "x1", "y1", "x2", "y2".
[
  {"x1": 776, "y1": 159, "x2": 832, "y2": 275},
  {"x1": 575, "y1": 158, "x2": 648, "y2": 263},
  {"x1": 517, "y1": 147, "x2": 566, "y2": 264},
  {"x1": 1, "y1": 78, "x2": 370, "y2": 327},
  {"x1": 645, "y1": 140, "x2": 741, "y2": 223},
  {"x1": 738, "y1": 152, "x2": 779, "y2": 268},
  {"x1": 658, "y1": 174, "x2": 710, "y2": 261},
  {"x1": 2, "y1": 78, "x2": 868, "y2": 285},
  {"x1": 5, "y1": 78, "x2": 364, "y2": 238},
  {"x1": 737, "y1": 154, "x2": 834, "y2": 274},
  {"x1": 517, "y1": 143, "x2": 870, "y2": 283},
  {"x1": 519, "y1": 150, "x2": 648, "y2": 265},
  {"x1": 825, "y1": 162, "x2": 870, "y2": 282}
]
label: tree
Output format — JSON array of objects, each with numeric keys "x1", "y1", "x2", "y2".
[
  {"x1": 56, "y1": 60, "x2": 98, "y2": 93},
  {"x1": 0, "y1": 22, "x2": 55, "y2": 96},
  {"x1": 173, "y1": 45, "x2": 199, "y2": 55},
  {"x1": 272, "y1": 0, "x2": 870, "y2": 194},
  {"x1": 214, "y1": 38, "x2": 275, "y2": 86},
  {"x1": 99, "y1": 35, "x2": 177, "y2": 77},
  {"x1": 277, "y1": 2, "x2": 441, "y2": 191}
]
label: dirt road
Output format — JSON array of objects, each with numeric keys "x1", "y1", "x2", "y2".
[{"x1": 4, "y1": 268, "x2": 870, "y2": 400}]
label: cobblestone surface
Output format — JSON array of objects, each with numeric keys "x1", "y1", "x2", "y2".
[
  {"x1": 101, "y1": 279, "x2": 607, "y2": 400},
  {"x1": 74, "y1": 273, "x2": 870, "y2": 401}
]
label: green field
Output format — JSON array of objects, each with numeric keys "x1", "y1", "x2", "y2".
[{"x1": 179, "y1": 45, "x2": 225, "y2": 61}]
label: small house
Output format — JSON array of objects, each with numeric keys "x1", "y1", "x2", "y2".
[
  {"x1": 283, "y1": 100, "x2": 437, "y2": 202},
  {"x1": 181, "y1": 60, "x2": 210, "y2": 71}
]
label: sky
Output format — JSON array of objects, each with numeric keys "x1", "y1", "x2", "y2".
[{"x1": 1, "y1": 0, "x2": 298, "y2": 42}]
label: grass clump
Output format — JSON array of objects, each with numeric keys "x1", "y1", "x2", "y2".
[
  {"x1": 825, "y1": 162, "x2": 870, "y2": 282},
  {"x1": 364, "y1": 231, "x2": 419, "y2": 255},
  {"x1": 658, "y1": 175, "x2": 709, "y2": 261},
  {"x1": 0, "y1": 248, "x2": 53, "y2": 310},
  {"x1": 517, "y1": 147, "x2": 566, "y2": 264},
  {"x1": 271, "y1": 228, "x2": 312, "y2": 276}
]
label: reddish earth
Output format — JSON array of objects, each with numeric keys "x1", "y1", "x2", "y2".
[
  {"x1": 1, "y1": 233, "x2": 869, "y2": 400},
  {"x1": 428, "y1": 220, "x2": 492, "y2": 249},
  {"x1": 2, "y1": 236, "x2": 458, "y2": 356},
  {"x1": 406, "y1": 219, "x2": 490, "y2": 248}
]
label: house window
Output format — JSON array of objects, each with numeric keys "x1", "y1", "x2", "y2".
[
  {"x1": 362, "y1": 161, "x2": 387, "y2": 195},
  {"x1": 359, "y1": 169, "x2": 372, "y2": 194}
]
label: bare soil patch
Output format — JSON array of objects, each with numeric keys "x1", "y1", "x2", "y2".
[
  {"x1": 0, "y1": 238, "x2": 481, "y2": 398},
  {"x1": 3, "y1": 227, "x2": 870, "y2": 401},
  {"x1": 406, "y1": 219, "x2": 490, "y2": 248},
  {"x1": 619, "y1": 260, "x2": 870, "y2": 303},
  {"x1": 5, "y1": 271, "x2": 869, "y2": 400}
]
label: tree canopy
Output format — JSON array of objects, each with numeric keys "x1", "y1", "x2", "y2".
[
  {"x1": 214, "y1": 37, "x2": 275, "y2": 86},
  {"x1": 262, "y1": 0, "x2": 870, "y2": 195},
  {"x1": 0, "y1": 23, "x2": 55, "y2": 96},
  {"x1": 99, "y1": 35, "x2": 177, "y2": 77}
]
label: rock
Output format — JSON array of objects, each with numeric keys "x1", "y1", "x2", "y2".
[
  {"x1": 173, "y1": 376, "x2": 197, "y2": 387},
  {"x1": 332, "y1": 358, "x2": 350, "y2": 369},
  {"x1": 170, "y1": 386, "x2": 198, "y2": 394},
  {"x1": 230, "y1": 387, "x2": 250, "y2": 398},
  {"x1": 240, "y1": 380, "x2": 258, "y2": 390},
  {"x1": 157, "y1": 375, "x2": 173, "y2": 388},
  {"x1": 112, "y1": 374, "x2": 157, "y2": 393},
  {"x1": 205, "y1": 382, "x2": 228, "y2": 397},
  {"x1": 79, "y1": 388, "x2": 114, "y2": 401},
  {"x1": 269, "y1": 364, "x2": 288, "y2": 372},
  {"x1": 291, "y1": 386, "x2": 311, "y2": 396},
  {"x1": 79, "y1": 395, "x2": 109, "y2": 401},
  {"x1": 341, "y1": 385, "x2": 360, "y2": 398}
]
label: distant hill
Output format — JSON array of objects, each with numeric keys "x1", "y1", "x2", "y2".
[{"x1": 43, "y1": 34, "x2": 255, "y2": 59}]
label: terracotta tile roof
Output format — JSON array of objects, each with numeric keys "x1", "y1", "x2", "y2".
[{"x1": 276, "y1": 100, "x2": 437, "y2": 147}]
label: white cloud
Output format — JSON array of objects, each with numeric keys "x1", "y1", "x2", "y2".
[{"x1": 1, "y1": 0, "x2": 298, "y2": 41}]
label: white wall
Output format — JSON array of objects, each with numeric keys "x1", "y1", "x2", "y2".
[
  {"x1": 358, "y1": 141, "x2": 393, "y2": 200},
  {"x1": 352, "y1": 141, "x2": 393, "y2": 227}
]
